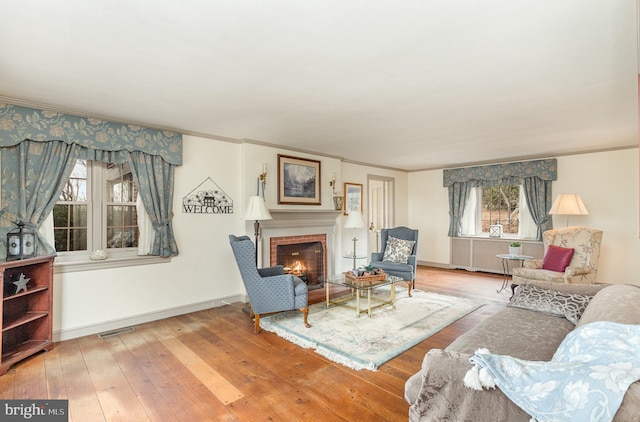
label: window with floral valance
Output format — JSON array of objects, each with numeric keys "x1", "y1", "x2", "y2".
[
  {"x1": 0, "y1": 103, "x2": 182, "y2": 258},
  {"x1": 443, "y1": 159, "x2": 557, "y2": 241}
]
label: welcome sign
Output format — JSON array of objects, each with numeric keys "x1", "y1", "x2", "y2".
[{"x1": 182, "y1": 177, "x2": 233, "y2": 214}]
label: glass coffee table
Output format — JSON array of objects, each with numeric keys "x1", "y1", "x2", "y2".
[{"x1": 325, "y1": 273, "x2": 403, "y2": 318}]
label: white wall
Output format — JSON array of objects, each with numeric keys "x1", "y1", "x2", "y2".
[{"x1": 408, "y1": 148, "x2": 640, "y2": 285}]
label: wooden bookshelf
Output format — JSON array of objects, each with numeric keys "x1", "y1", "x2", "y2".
[{"x1": 0, "y1": 255, "x2": 54, "y2": 375}]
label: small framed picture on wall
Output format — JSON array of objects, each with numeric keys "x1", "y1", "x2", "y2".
[{"x1": 343, "y1": 182, "x2": 363, "y2": 215}]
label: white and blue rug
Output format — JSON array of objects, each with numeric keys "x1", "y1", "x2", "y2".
[{"x1": 260, "y1": 288, "x2": 483, "y2": 371}]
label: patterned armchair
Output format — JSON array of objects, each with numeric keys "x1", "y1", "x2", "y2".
[
  {"x1": 512, "y1": 226, "x2": 603, "y2": 285},
  {"x1": 369, "y1": 227, "x2": 419, "y2": 296},
  {"x1": 229, "y1": 235, "x2": 310, "y2": 333}
]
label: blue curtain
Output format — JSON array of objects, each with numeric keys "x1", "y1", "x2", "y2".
[
  {"x1": 0, "y1": 141, "x2": 80, "y2": 256},
  {"x1": 0, "y1": 104, "x2": 182, "y2": 164},
  {"x1": 0, "y1": 103, "x2": 182, "y2": 258},
  {"x1": 447, "y1": 182, "x2": 472, "y2": 237},
  {"x1": 128, "y1": 151, "x2": 179, "y2": 256},
  {"x1": 523, "y1": 177, "x2": 553, "y2": 240},
  {"x1": 443, "y1": 159, "x2": 557, "y2": 238}
]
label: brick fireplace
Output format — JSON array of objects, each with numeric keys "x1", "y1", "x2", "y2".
[{"x1": 270, "y1": 234, "x2": 327, "y2": 290}]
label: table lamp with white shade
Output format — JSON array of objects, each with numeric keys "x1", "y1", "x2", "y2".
[
  {"x1": 549, "y1": 194, "x2": 588, "y2": 227},
  {"x1": 243, "y1": 195, "x2": 273, "y2": 265},
  {"x1": 344, "y1": 211, "x2": 365, "y2": 270}
]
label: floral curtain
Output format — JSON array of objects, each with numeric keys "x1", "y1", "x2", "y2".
[
  {"x1": 0, "y1": 141, "x2": 80, "y2": 257},
  {"x1": 0, "y1": 103, "x2": 182, "y2": 164},
  {"x1": 128, "y1": 151, "x2": 179, "y2": 256},
  {"x1": 448, "y1": 182, "x2": 472, "y2": 237},
  {"x1": 0, "y1": 103, "x2": 182, "y2": 258},
  {"x1": 443, "y1": 159, "x2": 557, "y2": 240},
  {"x1": 443, "y1": 159, "x2": 557, "y2": 187}
]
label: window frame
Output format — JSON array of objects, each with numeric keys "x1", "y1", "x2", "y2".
[
  {"x1": 479, "y1": 184, "x2": 521, "y2": 236},
  {"x1": 461, "y1": 183, "x2": 536, "y2": 240},
  {"x1": 53, "y1": 159, "x2": 171, "y2": 272}
]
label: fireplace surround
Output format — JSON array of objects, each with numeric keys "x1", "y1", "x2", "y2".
[
  {"x1": 274, "y1": 238, "x2": 325, "y2": 290},
  {"x1": 259, "y1": 209, "x2": 342, "y2": 286}
]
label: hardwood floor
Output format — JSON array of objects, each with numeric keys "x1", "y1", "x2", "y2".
[{"x1": 0, "y1": 266, "x2": 510, "y2": 421}]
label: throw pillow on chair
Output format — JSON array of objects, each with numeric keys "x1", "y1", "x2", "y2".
[
  {"x1": 542, "y1": 245, "x2": 575, "y2": 272},
  {"x1": 383, "y1": 236, "x2": 416, "y2": 264}
]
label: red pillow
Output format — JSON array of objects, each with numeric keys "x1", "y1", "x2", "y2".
[{"x1": 542, "y1": 245, "x2": 575, "y2": 272}]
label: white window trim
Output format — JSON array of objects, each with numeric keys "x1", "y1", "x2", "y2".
[
  {"x1": 48, "y1": 160, "x2": 173, "y2": 273},
  {"x1": 54, "y1": 254, "x2": 171, "y2": 273},
  {"x1": 461, "y1": 184, "x2": 537, "y2": 240}
]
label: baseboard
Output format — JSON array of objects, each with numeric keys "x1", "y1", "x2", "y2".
[
  {"x1": 417, "y1": 260, "x2": 450, "y2": 269},
  {"x1": 53, "y1": 294, "x2": 246, "y2": 342}
]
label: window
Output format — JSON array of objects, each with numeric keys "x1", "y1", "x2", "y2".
[
  {"x1": 461, "y1": 184, "x2": 537, "y2": 238},
  {"x1": 481, "y1": 185, "x2": 520, "y2": 235},
  {"x1": 53, "y1": 160, "x2": 139, "y2": 255}
]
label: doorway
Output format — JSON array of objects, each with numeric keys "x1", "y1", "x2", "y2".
[{"x1": 367, "y1": 175, "x2": 394, "y2": 257}]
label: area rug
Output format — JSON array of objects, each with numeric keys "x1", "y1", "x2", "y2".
[{"x1": 260, "y1": 288, "x2": 483, "y2": 371}]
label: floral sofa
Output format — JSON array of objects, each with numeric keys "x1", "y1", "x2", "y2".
[{"x1": 404, "y1": 280, "x2": 640, "y2": 421}]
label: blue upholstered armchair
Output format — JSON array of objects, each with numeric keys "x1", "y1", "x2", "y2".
[
  {"x1": 229, "y1": 235, "x2": 310, "y2": 333},
  {"x1": 369, "y1": 227, "x2": 419, "y2": 296}
]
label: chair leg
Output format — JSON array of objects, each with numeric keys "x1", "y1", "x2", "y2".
[
  {"x1": 407, "y1": 281, "x2": 412, "y2": 297},
  {"x1": 254, "y1": 314, "x2": 261, "y2": 334},
  {"x1": 300, "y1": 307, "x2": 311, "y2": 328}
]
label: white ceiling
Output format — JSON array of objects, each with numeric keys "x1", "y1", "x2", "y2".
[{"x1": 0, "y1": 1, "x2": 637, "y2": 171}]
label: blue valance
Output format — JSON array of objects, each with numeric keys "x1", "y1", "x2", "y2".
[
  {"x1": 443, "y1": 158, "x2": 557, "y2": 187},
  {"x1": 0, "y1": 103, "x2": 182, "y2": 165}
]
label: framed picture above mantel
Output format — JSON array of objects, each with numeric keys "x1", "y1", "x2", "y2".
[
  {"x1": 344, "y1": 182, "x2": 363, "y2": 215},
  {"x1": 277, "y1": 154, "x2": 321, "y2": 205}
]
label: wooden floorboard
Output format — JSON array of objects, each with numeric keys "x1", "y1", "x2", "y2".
[{"x1": 0, "y1": 266, "x2": 509, "y2": 421}]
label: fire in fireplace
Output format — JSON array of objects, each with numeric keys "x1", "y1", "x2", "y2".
[{"x1": 276, "y1": 241, "x2": 325, "y2": 290}]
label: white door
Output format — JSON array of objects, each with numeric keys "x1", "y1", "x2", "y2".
[{"x1": 367, "y1": 176, "x2": 394, "y2": 258}]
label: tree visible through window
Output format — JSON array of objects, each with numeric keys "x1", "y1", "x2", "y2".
[
  {"x1": 481, "y1": 185, "x2": 520, "y2": 235},
  {"x1": 54, "y1": 160, "x2": 88, "y2": 252},
  {"x1": 106, "y1": 163, "x2": 138, "y2": 248},
  {"x1": 53, "y1": 160, "x2": 139, "y2": 253}
]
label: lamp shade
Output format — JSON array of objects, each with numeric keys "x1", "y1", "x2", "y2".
[
  {"x1": 344, "y1": 211, "x2": 365, "y2": 229},
  {"x1": 549, "y1": 194, "x2": 589, "y2": 215},
  {"x1": 243, "y1": 196, "x2": 273, "y2": 221}
]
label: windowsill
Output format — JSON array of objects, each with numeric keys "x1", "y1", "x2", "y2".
[
  {"x1": 54, "y1": 254, "x2": 172, "y2": 273},
  {"x1": 456, "y1": 234, "x2": 540, "y2": 242}
]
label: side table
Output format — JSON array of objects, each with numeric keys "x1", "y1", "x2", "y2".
[
  {"x1": 495, "y1": 254, "x2": 533, "y2": 295},
  {"x1": 343, "y1": 254, "x2": 367, "y2": 271}
]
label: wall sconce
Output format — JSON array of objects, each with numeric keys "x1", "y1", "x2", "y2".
[
  {"x1": 258, "y1": 163, "x2": 267, "y2": 198},
  {"x1": 329, "y1": 172, "x2": 344, "y2": 211}
]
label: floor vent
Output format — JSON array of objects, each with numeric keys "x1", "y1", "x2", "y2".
[{"x1": 97, "y1": 326, "x2": 135, "y2": 338}]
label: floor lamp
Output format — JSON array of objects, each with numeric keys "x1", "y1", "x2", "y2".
[
  {"x1": 549, "y1": 194, "x2": 588, "y2": 227},
  {"x1": 344, "y1": 211, "x2": 365, "y2": 270},
  {"x1": 243, "y1": 195, "x2": 273, "y2": 265}
]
